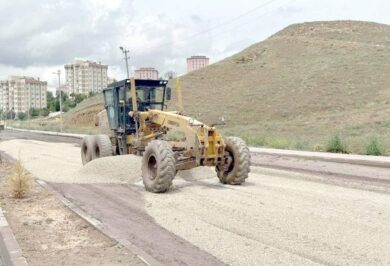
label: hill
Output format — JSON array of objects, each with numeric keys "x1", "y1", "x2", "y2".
[
  {"x1": 174, "y1": 20, "x2": 390, "y2": 154},
  {"x1": 64, "y1": 20, "x2": 390, "y2": 154}
]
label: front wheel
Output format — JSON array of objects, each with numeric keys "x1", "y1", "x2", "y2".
[
  {"x1": 141, "y1": 140, "x2": 176, "y2": 193},
  {"x1": 216, "y1": 137, "x2": 250, "y2": 185}
]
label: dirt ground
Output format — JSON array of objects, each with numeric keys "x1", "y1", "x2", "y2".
[{"x1": 0, "y1": 156, "x2": 144, "y2": 266}]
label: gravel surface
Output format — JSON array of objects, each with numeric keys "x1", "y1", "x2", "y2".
[
  {"x1": 145, "y1": 167, "x2": 390, "y2": 265},
  {"x1": 0, "y1": 139, "x2": 142, "y2": 184},
  {"x1": 2, "y1": 139, "x2": 390, "y2": 265}
]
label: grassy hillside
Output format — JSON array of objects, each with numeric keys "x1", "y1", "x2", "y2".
[
  {"x1": 173, "y1": 20, "x2": 390, "y2": 154},
  {"x1": 9, "y1": 94, "x2": 104, "y2": 134},
  {"x1": 59, "y1": 20, "x2": 390, "y2": 154}
]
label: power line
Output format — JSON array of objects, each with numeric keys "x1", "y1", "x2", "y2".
[
  {"x1": 156, "y1": 0, "x2": 282, "y2": 49},
  {"x1": 186, "y1": 0, "x2": 281, "y2": 39},
  {"x1": 210, "y1": 0, "x2": 297, "y2": 40}
]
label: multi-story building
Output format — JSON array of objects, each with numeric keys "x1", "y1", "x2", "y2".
[
  {"x1": 65, "y1": 60, "x2": 108, "y2": 95},
  {"x1": 134, "y1": 67, "x2": 159, "y2": 80},
  {"x1": 0, "y1": 76, "x2": 47, "y2": 114},
  {"x1": 186, "y1": 56, "x2": 209, "y2": 73}
]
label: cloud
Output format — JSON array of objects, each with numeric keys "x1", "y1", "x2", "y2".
[
  {"x1": 0, "y1": 0, "x2": 389, "y2": 88},
  {"x1": 0, "y1": 0, "x2": 133, "y2": 68}
]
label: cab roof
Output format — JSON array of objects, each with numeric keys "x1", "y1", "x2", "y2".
[{"x1": 105, "y1": 79, "x2": 168, "y2": 91}]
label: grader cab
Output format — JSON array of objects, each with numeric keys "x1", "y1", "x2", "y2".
[{"x1": 81, "y1": 78, "x2": 250, "y2": 193}]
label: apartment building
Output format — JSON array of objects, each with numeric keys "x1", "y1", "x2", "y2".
[
  {"x1": 0, "y1": 76, "x2": 47, "y2": 113},
  {"x1": 65, "y1": 60, "x2": 108, "y2": 95},
  {"x1": 134, "y1": 67, "x2": 159, "y2": 80},
  {"x1": 187, "y1": 56, "x2": 209, "y2": 73}
]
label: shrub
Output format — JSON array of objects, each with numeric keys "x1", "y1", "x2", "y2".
[
  {"x1": 17, "y1": 112, "x2": 27, "y2": 121},
  {"x1": 326, "y1": 135, "x2": 348, "y2": 153},
  {"x1": 314, "y1": 144, "x2": 325, "y2": 152},
  {"x1": 8, "y1": 159, "x2": 33, "y2": 198},
  {"x1": 293, "y1": 141, "x2": 308, "y2": 150},
  {"x1": 39, "y1": 108, "x2": 50, "y2": 117},
  {"x1": 365, "y1": 139, "x2": 382, "y2": 156}
]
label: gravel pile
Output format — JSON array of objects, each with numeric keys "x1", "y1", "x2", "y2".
[
  {"x1": 0, "y1": 139, "x2": 216, "y2": 185},
  {"x1": 77, "y1": 155, "x2": 142, "y2": 183},
  {"x1": 0, "y1": 140, "x2": 142, "y2": 184}
]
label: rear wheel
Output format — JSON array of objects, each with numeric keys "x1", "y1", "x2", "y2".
[
  {"x1": 91, "y1": 134, "x2": 113, "y2": 160},
  {"x1": 81, "y1": 136, "x2": 94, "y2": 165},
  {"x1": 142, "y1": 140, "x2": 176, "y2": 193},
  {"x1": 216, "y1": 137, "x2": 250, "y2": 185}
]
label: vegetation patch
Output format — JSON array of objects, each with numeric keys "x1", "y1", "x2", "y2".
[
  {"x1": 8, "y1": 159, "x2": 33, "y2": 199},
  {"x1": 326, "y1": 135, "x2": 348, "y2": 153},
  {"x1": 365, "y1": 138, "x2": 383, "y2": 156}
]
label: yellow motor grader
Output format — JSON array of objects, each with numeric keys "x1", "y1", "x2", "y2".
[{"x1": 81, "y1": 78, "x2": 250, "y2": 193}]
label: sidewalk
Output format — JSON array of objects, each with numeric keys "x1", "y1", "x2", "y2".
[{"x1": 250, "y1": 147, "x2": 390, "y2": 168}]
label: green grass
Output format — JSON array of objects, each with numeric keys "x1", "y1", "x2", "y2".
[
  {"x1": 326, "y1": 135, "x2": 348, "y2": 153},
  {"x1": 365, "y1": 138, "x2": 383, "y2": 156}
]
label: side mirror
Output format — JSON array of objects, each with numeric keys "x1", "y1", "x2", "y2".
[{"x1": 165, "y1": 87, "x2": 172, "y2": 101}]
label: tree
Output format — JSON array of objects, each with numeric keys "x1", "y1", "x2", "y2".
[
  {"x1": 5, "y1": 110, "x2": 15, "y2": 120},
  {"x1": 164, "y1": 71, "x2": 176, "y2": 80},
  {"x1": 47, "y1": 91, "x2": 55, "y2": 109},
  {"x1": 74, "y1": 94, "x2": 87, "y2": 104}
]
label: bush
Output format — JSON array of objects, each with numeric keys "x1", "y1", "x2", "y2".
[
  {"x1": 8, "y1": 159, "x2": 33, "y2": 198},
  {"x1": 365, "y1": 139, "x2": 382, "y2": 156},
  {"x1": 39, "y1": 108, "x2": 50, "y2": 117},
  {"x1": 29, "y1": 108, "x2": 40, "y2": 117},
  {"x1": 17, "y1": 112, "x2": 28, "y2": 121},
  {"x1": 62, "y1": 105, "x2": 70, "y2": 112},
  {"x1": 326, "y1": 135, "x2": 348, "y2": 153}
]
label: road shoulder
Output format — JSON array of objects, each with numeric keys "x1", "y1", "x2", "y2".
[{"x1": 0, "y1": 155, "x2": 144, "y2": 266}]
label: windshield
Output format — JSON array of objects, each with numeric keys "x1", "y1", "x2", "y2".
[{"x1": 136, "y1": 87, "x2": 164, "y2": 103}]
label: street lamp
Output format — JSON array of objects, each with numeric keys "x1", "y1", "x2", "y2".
[
  {"x1": 119, "y1": 46, "x2": 130, "y2": 80},
  {"x1": 52, "y1": 70, "x2": 63, "y2": 132}
]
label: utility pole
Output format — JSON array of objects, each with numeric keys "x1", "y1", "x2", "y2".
[
  {"x1": 53, "y1": 70, "x2": 63, "y2": 132},
  {"x1": 119, "y1": 46, "x2": 130, "y2": 80}
]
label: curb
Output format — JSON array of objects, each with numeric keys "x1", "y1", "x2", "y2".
[
  {"x1": 0, "y1": 208, "x2": 28, "y2": 266},
  {"x1": 250, "y1": 147, "x2": 390, "y2": 168},
  {"x1": 35, "y1": 180, "x2": 157, "y2": 266},
  {"x1": 5, "y1": 126, "x2": 389, "y2": 169},
  {"x1": 5, "y1": 127, "x2": 86, "y2": 140}
]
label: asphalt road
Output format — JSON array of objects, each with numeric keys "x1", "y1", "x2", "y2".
[
  {"x1": 0, "y1": 129, "x2": 81, "y2": 144},
  {"x1": 1, "y1": 129, "x2": 390, "y2": 265}
]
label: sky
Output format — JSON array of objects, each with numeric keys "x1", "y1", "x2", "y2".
[{"x1": 0, "y1": 0, "x2": 389, "y2": 91}]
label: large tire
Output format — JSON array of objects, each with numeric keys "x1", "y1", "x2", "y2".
[
  {"x1": 81, "y1": 136, "x2": 94, "y2": 165},
  {"x1": 91, "y1": 134, "x2": 113, "y2": 160},
  {"x1": 216, "y1": 137, "x2": 250, "y2": 185},
  {"x1": 142, "y1": 140, "x2": 176, "y2": 193}
]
